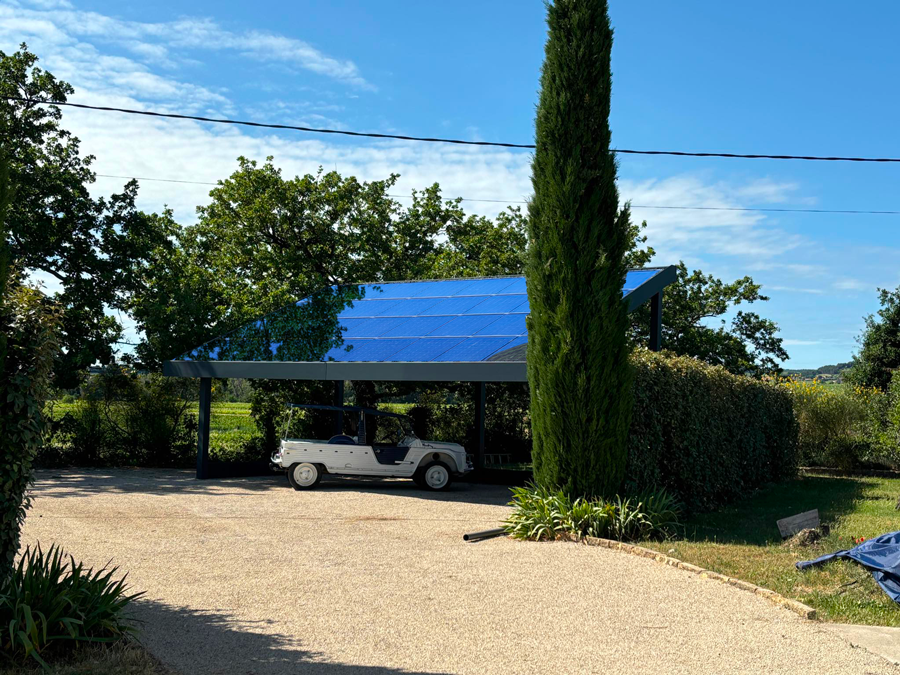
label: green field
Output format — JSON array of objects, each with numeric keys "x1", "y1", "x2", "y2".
[
  {"x1": 47, "y1": 401, "x2": 260, "y2": 460},
  {"x1": 656, "y1": 472, "x2": 900, "y2": 626}
]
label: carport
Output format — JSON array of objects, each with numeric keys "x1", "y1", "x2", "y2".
[{"x1": 162, "y1": 266, "x2": 676, "y2": 478}]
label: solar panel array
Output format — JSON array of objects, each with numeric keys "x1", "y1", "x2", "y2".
[{"x1": 179, "y1": 270, "x2": 664, "y2": 363}]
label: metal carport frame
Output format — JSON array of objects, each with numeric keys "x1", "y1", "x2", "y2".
[{"x1": 163, "y1": 266, "x2": 677, "y2": 478}]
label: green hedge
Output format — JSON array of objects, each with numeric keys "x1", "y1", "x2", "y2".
[{"x1": 625, "y1": 349, "x2": 798, "y2": 512}]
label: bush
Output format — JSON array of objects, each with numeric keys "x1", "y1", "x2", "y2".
[
  {"x1": 1, "y1": 284, "x2": 60, "y2": 574},
  {"x1": 504, "y1": 483, "x2": 680, "y2": 542},
  {"x1": 0, "y1": 544, "x2": 141, "y2": 669},
  {"x1": 779, "y1": 378, "x2": 890, "y2": 469},
  {"x1": 625, "y1": 348, "x2": 798, "y2": 513},
  {"x1": 41, "y1": 369, "x2": 197, "y2": 468}
]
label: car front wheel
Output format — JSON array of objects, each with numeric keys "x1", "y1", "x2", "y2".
[
  {"x1": 417, "y1": 461, "x2": 452, "y2": 491},
  {"x1": 287, "y1": 462, "x2": 322, "y2": 490}
]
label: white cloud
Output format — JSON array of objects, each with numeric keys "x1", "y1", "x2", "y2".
[
  {"x1": 0, "y1": 1, "x2": 371, "y2": 88},
  {"x1": 833, "y1": 278, "x2": 870, "y2": 291},
  {"x1": 621, "y1": 175, "x2": 804, "y2": 264},
  {"x1": 767, "y1": 285, "x2": 826, "y2": 295},
  {"x1": 782, "y1": 339, "x2": 822, "y2": 346}
]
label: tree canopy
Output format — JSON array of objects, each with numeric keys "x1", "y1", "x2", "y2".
[
  {"x1": 847, "y1": 285, "x2": 900, "y2": 390},
  {"x1": 129, "y1": 157, "x2": 528, "y2": 368},
  {"x1": 0, "y1": 45, "x2": 167, "y2": 388}
]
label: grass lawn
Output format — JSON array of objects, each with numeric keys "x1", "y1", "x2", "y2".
[
  {"x1": 207, "y1": 403, "x2": 257, "y2": 452},
  {"x1": 1, "y1": 642, "x2": 170, "y2": 675},
  {"x1": 657, "y1": 472, "x2": 900, "y2": 626}
]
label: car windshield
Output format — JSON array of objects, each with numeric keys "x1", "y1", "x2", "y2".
[
  {"x1": 398, "y1": 416, "x2": 416, "y2": 438},
  {"x1": 371, "y1": 415, "x2": 416, "y2": 445}
]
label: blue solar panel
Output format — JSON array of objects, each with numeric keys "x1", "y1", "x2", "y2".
[
  {"x1": 432, "y1": 337, "x2": 520, "y2": 362},
  {"x1": 474, "y1": 314, "x2": 527, "y2": 336},
  {"x1": 178, "y1": 269, "x2": 670, "y2": 364},
  {"x1": 622, "y1": 269, "x2": 658, "y2": 292},
  {"x1": 498, "y1": 278, "x2": 527, "y2": 294},
  {"x1": 380, "y1": 316, "x2": 454, "y2": 337},
  {"x1": 376, "y1": 297, "x2": 443, "y2": 317},
  {"x1": 452, "y1": 277, "x2": 520, "y2": 296},
  {"x1": 329, "y1": 338, "x2": 412, "y2": 362},
  {"x1": 387, "y1": 338, "x2": 464, "y2": 361},
  {"x1": 338, "y1": 299, "x2": 401, "y2": 318},
  {"x1": 465, "y1": 294, "x2": 528, "y2": 314},
  {"x1": 340, "y1": 317, "x2": 408, "y2": 337},
  {"x1": 427, "y1": 315, "x2": 504, "y2": 337},
  {"x1": 489, "y1": 335, "x2": 527, "y2": 357},
  {"x1": 420, "y1": 296, "x2": 492, "y2": 316},
  {"x1": 359, "y1": 283, "x2": 418, "y2": 300},
  {"x1": 408, "y1": 279, "x2": 478, "y2": 297}
]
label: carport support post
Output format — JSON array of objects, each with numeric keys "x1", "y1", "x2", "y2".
[
  {"x1": 474, "y1": 382, "x2": 486, "y2": 471},
  {"x1": 650, "y1": 291, "x2": 663, "y2": 352},
  {"x1": 196, "y1": 377, "x2": 212, "y2": 480},
  {"x1": 333, "y1": 380, "x2": 345, "y2": 435}
]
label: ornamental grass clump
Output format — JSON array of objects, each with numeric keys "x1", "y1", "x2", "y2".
[
  {"x1": 0, "y1": 544, "x2": 142, "y2": 669},
  {"x1": 504, "y1": 484, "x2": 680, "y2": 542}
]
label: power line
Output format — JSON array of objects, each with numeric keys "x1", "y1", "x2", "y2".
[
  {"x1": 94, "y1": 173, "x2": 900, "y2": 215},
  {"x1": 11, "y1": 96, "x2": 900, "y2": 163}
]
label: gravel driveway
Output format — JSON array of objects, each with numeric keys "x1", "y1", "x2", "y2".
[{"x1": 21, "y1": 469, "x2": 898, "y2": 674}]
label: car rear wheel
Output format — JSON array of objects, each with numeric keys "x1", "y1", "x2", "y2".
[
  {"x1": 417, "y1": 461, "x2": 452, "y2": 491},
  {"x1": 288, "y1": 462, "x2": 322, "y2": 490}
]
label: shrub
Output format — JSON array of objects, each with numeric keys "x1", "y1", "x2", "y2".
[
  {"x1": 0, "y1": 544, "x2": 141, "y2": 669},
  {"x1": 625, "y1": 348, "x2": 798, "y2": 513},
  {"x1": 504, "y1": 483, "x2": 680, "y2": 542},
  {"x1": 41, "y1": 370, "x2": 197, "y2": 468},
  {"x1": 779, "y1": 377, "x2": 888, "y2": 469},
  {"x1": 1, "y1": 284, "x2": 60, "y2": 575}
]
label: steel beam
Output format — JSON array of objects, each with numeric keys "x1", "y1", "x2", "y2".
[
  {"x1": 196, "y1": 377, "x2": 212, "y2": 479},
  {"x1": 474, "y1": 382, "x2": 486, "y2": 471},
  {"x1": 333, "y1": 380, "x2": 345, "y2": 435},
  {"x1": 650, "y1": 291, "x2": 663, "y2": 352}
]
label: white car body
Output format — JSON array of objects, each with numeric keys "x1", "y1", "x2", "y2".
[{"x1": 272, "y1": 436, "x2": 471, "y2": 478}]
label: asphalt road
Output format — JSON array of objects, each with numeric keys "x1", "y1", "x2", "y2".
[{"x1": 21, "y1": 469, "x2": 899, "y2": 674}]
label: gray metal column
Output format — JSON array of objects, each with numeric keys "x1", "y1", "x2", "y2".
[
  {"x1": 196, "y1": 377, "x2": 212, "y2": 479},
  {"x1": 333, "y1": 380, "x2": 345, "y2": 435},
  {"x1": 650, "y1": 291, "x2": 663, "y2": 352},
  {"x1": 474, "y1": 382, "x2": 486, "y2": 470}
]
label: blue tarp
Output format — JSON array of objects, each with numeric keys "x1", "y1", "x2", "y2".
[{"x1": 797, "y1": 530, "x2": 900, "y2": 603}]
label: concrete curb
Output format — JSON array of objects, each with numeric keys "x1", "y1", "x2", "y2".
[{"x1": 559, "y1": 532, "x2": 817, "y2": 621}]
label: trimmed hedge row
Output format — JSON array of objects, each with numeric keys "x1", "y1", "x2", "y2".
[{"x1": 625, "y1": 348, "x2": 798, "y2": 512}]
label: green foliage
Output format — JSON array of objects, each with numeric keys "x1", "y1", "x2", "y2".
[
  {"x1": 128, "y1": 156, "x2": 528, "y2": 369},
  {"x1": 881, "y1": 372, "x2": 900, "y2": 455},
  {"x1": 629, "y1": 261, "x2": 787, "y2": 377},
  {"x1": 0, "y1": 544, "x2": 141, "y2": 669},
  {"x1": 504, "y1": 483, "x2": 680, "y2": 542},
  {"x1": 41, "y1": 370, "x2": 197, "y2": 468},
  {"x1": 526, "y1": 0, "x2": 633, "y2": 497},
  {"x1": 1, "y1": 146, "x2": 61, "y2": 576},
  {"x1": 780, "y1": 378, "x2": 882, "y2": 470},
  {"x1": 846, "y1": 284, "x2": 900, "y2": 391},
  {"x1": 248, "y1": 379, "x2": 335, "y2": 457},
  {"x1": 1, "y1": 46, "x2": 169, "y2": 388},
  {"x1": 625, "y1": 348, "x2": 798, "y2": 512}
]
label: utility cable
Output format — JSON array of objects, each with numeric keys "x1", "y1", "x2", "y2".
[{"x1": 10, "y1": 96, "x2": 900, "y2": 163}]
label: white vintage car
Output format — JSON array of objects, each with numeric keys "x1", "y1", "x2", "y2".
[{"x1": 271, "y1": 404, "x2": 472, "y2": 491}]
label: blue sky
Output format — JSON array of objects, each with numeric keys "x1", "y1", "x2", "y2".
[{"x1": 2, "y1": 0, "x2": 898, "y2": 368}]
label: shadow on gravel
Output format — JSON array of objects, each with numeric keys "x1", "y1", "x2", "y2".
[
  {"x1": 134, "y1": 598, "x2": 453, "y2": 675},
  {"x1": 32, "y1": 469, "x2": 512, "y2": 507}
]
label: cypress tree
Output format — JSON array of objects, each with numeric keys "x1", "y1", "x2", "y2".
[{"x1": 526, "y1": 0, "x2": 633, "y2": 497}]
